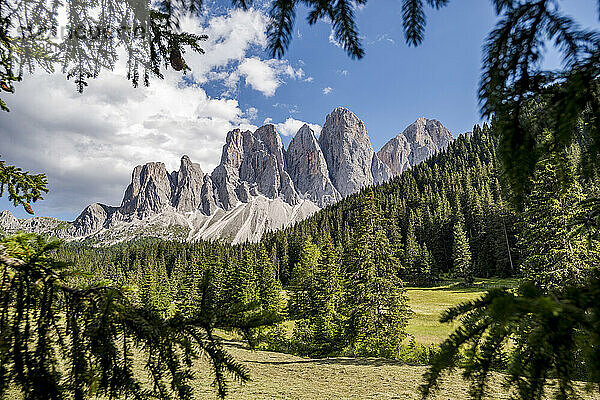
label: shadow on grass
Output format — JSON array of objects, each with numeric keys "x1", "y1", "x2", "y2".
[
  {"x1": 245, "y1": 357, "x2": 410, "y2": 368},
  {"x1": 411, "y1": 279, "x2": 517, "y2": 294},
  {"x1": 222, "y1": 341, "x2": 425, "y2": 368}
]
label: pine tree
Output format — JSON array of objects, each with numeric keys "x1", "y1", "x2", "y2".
[
  {"x1": 452, "y1": 216, "x2": 473, "y2": 284},
  {"x1": 312, "y1": 235, "x2": 344, "y2": 355},
  {"x1": 232, "y1": 249, "x2": 259, "y2": 309},
  {"x1": 289, "y1": 236, "x2": 319, "y2": 318},
  {"x1": 256, "y1": 244, "x2": 282, "y2": 313},
  {"x1": 345, "y1": 189, "x2": 410, "y2": 358},
  {"x1": 519, "y1": 152, "x2": 591, "y2": 292}
]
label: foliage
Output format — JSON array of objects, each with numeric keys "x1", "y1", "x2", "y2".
[
  {"x1": 344, "y1": 189, "x2": 410, "y2": 358},
  {"x1": 518, "y1": 150, "x2": 598, "y2": 292},
  {"x1": 0, "y1": 234, "x2": 255, "y2": 399},
  {"x1": 452, "y1": 217, "x2": 473, "y2": 284},
  {"x1": 0, "y1": 159, "x2": 48, "y2": 214},
  {"x1": 289, "y1": 234, "x2": 344, "y2": 356}
]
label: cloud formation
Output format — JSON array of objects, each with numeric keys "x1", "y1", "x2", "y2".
[
  {"x1": 0, "y1": 8, "x2": 315, "y2": 219},
  {"x1": 181, "y1": 9, "x2": 304, "y2": 97},
  {"x1": 274, "y1": 118, "x2": 322, "y2": 137}
]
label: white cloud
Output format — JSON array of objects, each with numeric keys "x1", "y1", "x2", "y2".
[
  {"x1": 272, "y1": 118, "x2": 322, "y2": 137},
  {"x1": 235, "y1": 58, "x2": 305, "y2": 96},
  {"x1": 337, "y1": 69, "x2": 349, "y2": 77},
  {"x1": 246, "y1": 107, "x2": 258, "y2": 120},
  {"x1": 0, "y1": 70, "x2": 256, "y2": 219},
  {"x1": 237, "y1": 58, "x2": 281, "y2": 96},
  {"x1": 272, "y1": 102, "x2": 299, "y2": 114},
  {"x1": 322, "y1": 86, "x2": 333, "y2": 95},
  {"x1": 263, "y1": 117, "x2": 273, "y2": 124},
  {"x1": 179, "y1": 10, "x2": 305, "y2": 97},
  {"x1": 304, "y1": 76, "x2": 314, "y2": 82},
  {"x1": 329, "y1": 30, "x2": 342, "y2": 48},
  {"x1": 369, "y1": 34, "x2": 396, "y2": 46}
]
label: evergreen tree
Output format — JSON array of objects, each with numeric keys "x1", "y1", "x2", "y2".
[
  {"x1": 452, "y1": 217, "x2": 473, "y2": 284},
  {"x1": 311, "y1": 235, "x2": 344, "y2": 355},
  {"x1": 518, "y1": 152, "x2": 592, "y2": 292},
  {"x1": 289, "y1": 236, "x2": 319, "y2": 318},
  {"x1": 345, "y1": 189, "x2": 410, "y2": 357},
  {"x1": 232, "y1": 248, "x2": 259, "y2": 309},
  {"x1": 256, "y1": 244, "x2": 282, "y2": 313}
]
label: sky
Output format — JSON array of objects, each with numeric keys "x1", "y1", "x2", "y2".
[{"x1": 1, "y1": 0, "x2": 597, "y2": 220}]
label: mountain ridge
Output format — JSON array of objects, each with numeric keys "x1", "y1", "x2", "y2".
[{"x1": 1, "y1": 107, "x2": 454, "y2": 244}]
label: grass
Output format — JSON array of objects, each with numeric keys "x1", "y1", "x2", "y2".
[
  {"x1": 406, "y1": 278, "x2": 518, "y2": 344},
  {"x1": 6, "y1": 278, "x2": 598, "y2": 400},
  {"x1": 188, "y1": 341, "x2": 596, "y2": 400}
]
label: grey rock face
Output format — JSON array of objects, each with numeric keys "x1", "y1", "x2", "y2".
[
  {"x1": 70, "y1": 203, "x2": 117, "y2": 236},
  {"x1": 211, "y1": 129, "x2": 248, "y2": 210},
  {"x1": 211, "y1": 125, "x2": 300, "y2": 210},
  {"x1": 285, "y1": 124, "x2": 341, "y2": 207},
  {"x1": 318, "y1": 107, "x2": 390, "y2": 197},
  {"x1": 172, "y1": 155, "x2": 204, "y2": 212},
  {"x1": 200, "y1": 176, "x2": 218, "y2": 215},
  {"x1": 370, "y1": 153, "x2": 392, "y2": 185},
  {"x1": 378, "y1": 117, "x2": 453, "y2": 176},
  {"x1": 0, "y1": 209, "x2": 20, "y2": 231},
  {"x1": 0, "y1": 209, "x2": 72, "y2": 237},
  {"x1": 120, "y1": 162, "x2": 173, "y2": 216}
]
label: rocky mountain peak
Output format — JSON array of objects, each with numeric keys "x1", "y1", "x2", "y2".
[
  {"x1": 71, "y1": 203, "x2": 117, "y2": 237},
  {"x1": 378, "y1": 118, "x2": 454, "y2": 176},
  {"x1": 211, "y1": 124, "x2": 300, "y2": 210},
  {"x1": 319, "y1": 107, "x2": 390, "y2": 197},
  {"x1": 120, "y1": 162, "x2": 173, "y2": 216},
  {"x1": 286, "y1": 124, "x2": 341, "y2": 207},
  {"x1": 220, "y1": 129, "x2": 251, "y2": 171},
  {"x1": 0, "y1": 209, "x2": 19, "y2": 231},
  {"x1": 173, "y1": 155, "x2": 204, "y2": 212}
]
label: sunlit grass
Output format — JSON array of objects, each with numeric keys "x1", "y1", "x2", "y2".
[{"x1": 406, "y1": 278, "x2": 518, "y2": 344}]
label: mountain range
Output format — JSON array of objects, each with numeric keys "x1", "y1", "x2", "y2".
[{"x1": 0, "y1": 107, "x2": 454, "y2": 244}]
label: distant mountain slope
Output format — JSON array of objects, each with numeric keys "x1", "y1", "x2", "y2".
[
  {"x1": 1, "y1": 108, "x2": 455, "y2": 244},
  {"x1": 378, "y1": 117, "x2": 454, "y2": 176}
]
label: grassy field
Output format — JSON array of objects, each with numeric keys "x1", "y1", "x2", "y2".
[
  {"x1": 7, "y1": 277, "x2": 599, "y2": 400},
  {"x1": 406, "y1": 278, "x2": 518, "y2": 344},
  {"x1": 187, "y1": 340, "x2": 597, "y2": 400}
]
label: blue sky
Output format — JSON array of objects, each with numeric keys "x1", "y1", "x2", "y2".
[
  {"x1": 234, "y1": 0, "x2": 498, "y2": 150},
  {"x1": 1, "y1": 0, "x2": 598, "y2": 220}
]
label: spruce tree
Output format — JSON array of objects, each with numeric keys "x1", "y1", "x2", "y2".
[
  {"x1": 289, "y1": 236, "x2": 319, "y2": 319},
  {"x1": 519, "y1": 152, "x2": 591, "y2": 292},
  {"x1": 256, "y1": 244, "x2": 282, "y2": 313},
  {"x1": 311, "y1": 235, "x2": 344, "y2": 355},
  {"x1": 452, "y1": 216, "x2": 473, "y2": 284},
  {"x1": 345, "y1": 189, "x2": 410, "y2": 358},
  {"x1": 232, "y1": 248, "x2": 259, "y2": 309}
]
